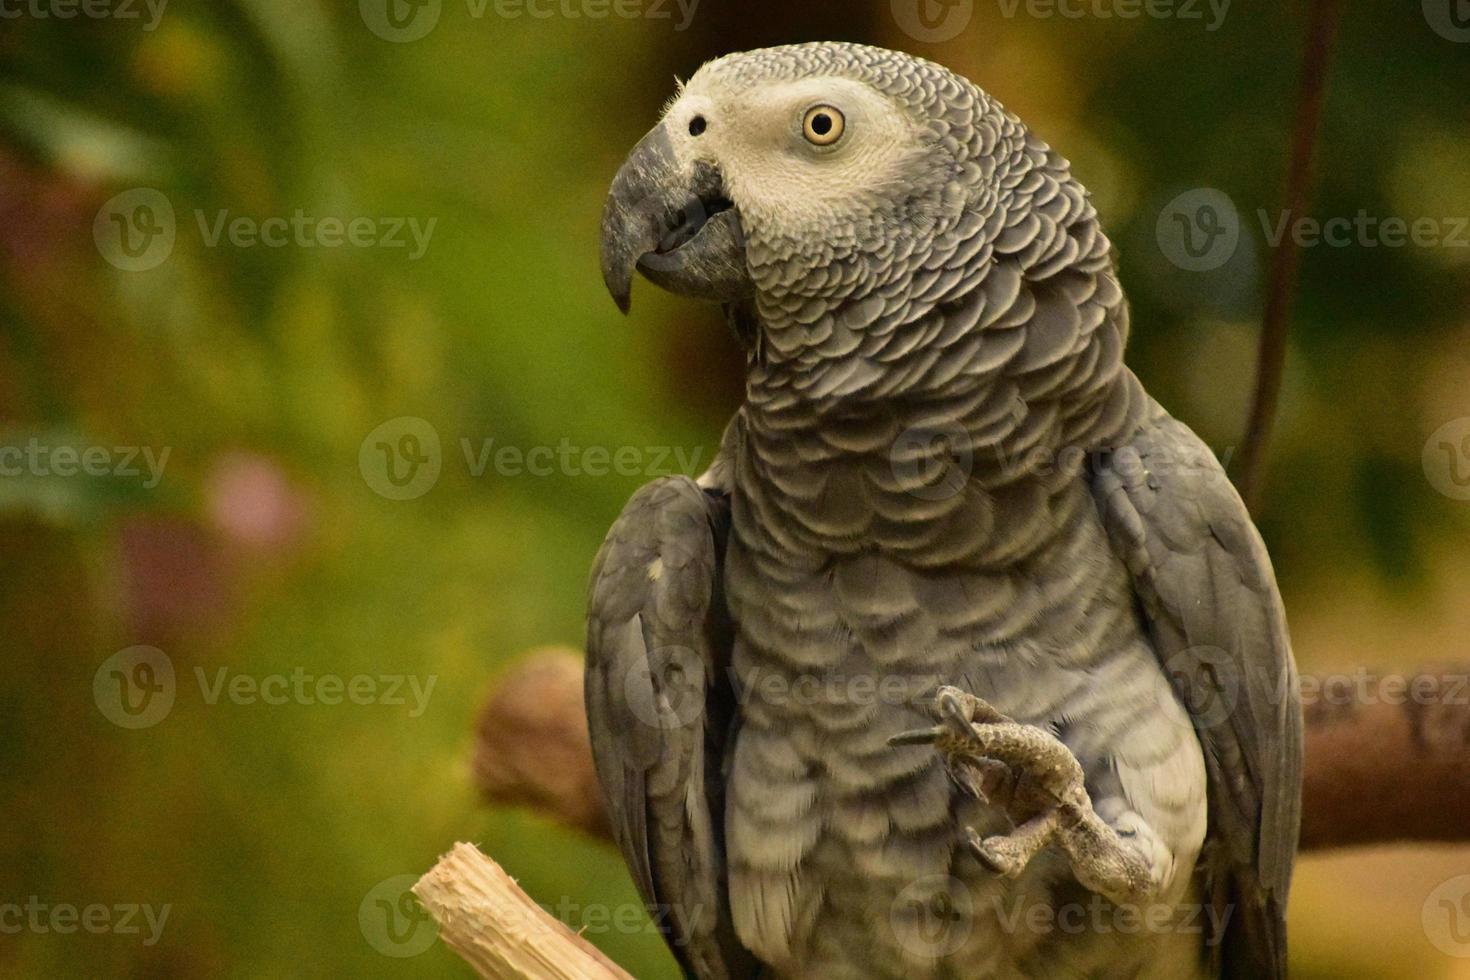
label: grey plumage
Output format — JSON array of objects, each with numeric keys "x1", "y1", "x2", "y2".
[
  {"x1": 588, "y1": 41, "x2": 1301, "y2": 980},
  {"x1": 585, "y1": 478, "x2": 752, "y2": 979}
]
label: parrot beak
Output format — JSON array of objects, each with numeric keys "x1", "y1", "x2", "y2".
[{"x1": 600, "y1": 122, "x2": 752, "y2": 314}]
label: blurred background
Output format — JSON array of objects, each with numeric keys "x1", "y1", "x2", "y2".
[{"x1": 2, "y1": 0, "x2": 1468, "y2": 976}]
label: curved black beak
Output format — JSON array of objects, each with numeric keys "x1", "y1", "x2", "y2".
[{"x1": 599, "y1": 122, "x2": 752, "y2": 314}]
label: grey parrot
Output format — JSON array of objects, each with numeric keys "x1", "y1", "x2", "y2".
[{"x1": 588, "y1": 42, "x2": 1302, "y2": 980}]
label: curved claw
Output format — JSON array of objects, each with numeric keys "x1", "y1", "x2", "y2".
[
  {"x1": 967, "y1": 827, "x2": 1020, "y2": 877},
  {"x1": 936, "y1": 689, "x2": 973, "y2": 726},
  {"x1": 888, "y1": 725, "x2": 946, "y2": 747},
  {"x1": 936, "y1": 686, "x2": 1012, "y2": 725}
]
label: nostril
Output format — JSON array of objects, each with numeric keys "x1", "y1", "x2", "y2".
[{"x1": 688, "y1": 115, "x2": 707, "y2": 137}]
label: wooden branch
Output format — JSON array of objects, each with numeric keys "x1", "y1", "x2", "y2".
[
  {"x1": 1299, "y1": 667, "x2": 1470, "y2": 849},
  {"x1": 413, "y1": 842, "x2": 633, "y2": 980},
  {"x1": 476, "y1": 648, "x2": 1470, "y2": 852},
  {"x1": 1236, "y1": 0, "x2": 1341, "y2": 512},
  {"x1": 474, "y1": 649, "x2": 610, "y2": 839}
]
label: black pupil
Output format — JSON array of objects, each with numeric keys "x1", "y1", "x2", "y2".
[
  {"x1": 689, "y1": 116, "x2": 706, "y2": 136},
  {"x1": 811, "y1": 113, "x2": 832, "y2": 136}
]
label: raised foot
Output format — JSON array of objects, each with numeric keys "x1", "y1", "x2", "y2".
[{"x1": 891, "y1": 686, "x2": 1160, "y2": 906}]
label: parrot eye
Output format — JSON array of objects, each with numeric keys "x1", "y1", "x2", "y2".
[{"x1": 802, "y1": 105, "x2": 845, "y2": 146}]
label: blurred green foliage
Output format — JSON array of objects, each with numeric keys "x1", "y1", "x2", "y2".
[{"x1": 0, "y1": 1, "x2": 1467, "y2": 977}]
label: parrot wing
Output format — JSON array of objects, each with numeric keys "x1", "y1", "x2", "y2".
[
  {"x1": 585, "y1": 476, "x2": 754, "y2": 980},
  {"x1": 1090, "y1": 403, "x2": 1302, "y2": 980}
]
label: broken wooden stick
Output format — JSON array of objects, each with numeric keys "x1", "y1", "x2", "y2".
[{"x1": 412, "y1": 842, "x2": 633, "y2": 980}]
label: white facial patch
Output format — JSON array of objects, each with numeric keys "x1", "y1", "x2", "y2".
[{"x1": 666, "y1": 74, "x2": 936, "y2": 242}]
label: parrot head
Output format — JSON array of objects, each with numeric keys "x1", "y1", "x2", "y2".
[
  {"x1": 600, "y1": 42, "x2": 990, "y2": 318},
  {"x1": 600, "y1": 42, "x2": 1122, "y2": 422}
]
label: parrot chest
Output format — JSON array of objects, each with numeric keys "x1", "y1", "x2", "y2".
[{"x1": 720, "y1": 467, "x2": 1210, "y2": 979}]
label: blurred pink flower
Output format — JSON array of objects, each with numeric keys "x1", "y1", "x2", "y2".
[{"x1": 204, "y1": 451, "x2": 310, "y2": 552}]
